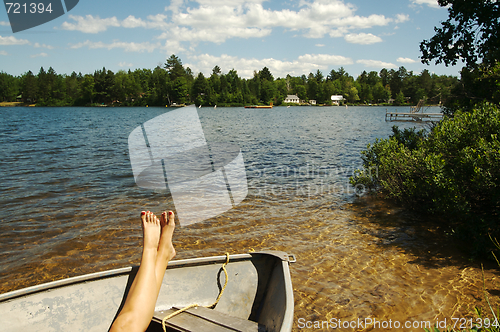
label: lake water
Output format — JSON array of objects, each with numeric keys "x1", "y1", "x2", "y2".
[{"x1": 1, "y1": 106, "x2": 499, "y2": 331}]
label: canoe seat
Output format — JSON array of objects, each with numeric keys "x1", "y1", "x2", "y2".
[{"x1": 151, "y1": 306, "x2": 266, "y2": 332}]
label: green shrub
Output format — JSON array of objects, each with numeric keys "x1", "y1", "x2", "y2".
[{"x1": 351, "y1": 103, "x2": 500, "y2": 256}]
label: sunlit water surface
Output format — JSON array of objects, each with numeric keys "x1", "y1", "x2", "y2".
[{"x1": 1, "y1": 106, "x2": 498, "y2": 331}]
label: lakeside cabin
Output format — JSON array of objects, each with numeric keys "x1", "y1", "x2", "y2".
[
  {"x1": 331, "y1": 95, "x2": 344, "y2": 106},
  {"x1": 284, "y1": 95, "x2": 300, "y2": 104}
]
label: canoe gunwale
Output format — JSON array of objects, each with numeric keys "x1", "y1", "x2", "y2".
[
  {"x1": 0, "y1": 251, "x2": 294, "y2": 302},
  {"x1": 0, "y1": 266, "x2": 134, "y2": 302},
  {"x1": 279, "y1": 255, "x2": 295, "y2": 332}
]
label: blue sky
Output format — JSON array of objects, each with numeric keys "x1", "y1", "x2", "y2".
[{"x1": 0, "y1": 0, "x2": 464, "y2": 79}]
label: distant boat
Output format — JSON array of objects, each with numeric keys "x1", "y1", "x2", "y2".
[
  {"x1": 214, "y1": 105, "x2": 217, "y2": 109},
  {"x1": 0, "y1": 251, "x2": 296, "y2": 332},
  {"x1": 245, "y1": 102, "x2": 273, "y2": 109},
  {"x1": 170, "y1": 103, "x2": 186, "y2": 108},
  {"x1": 244, "y1": 105, "x2": 273, "y2": 109},
  {"x1": 245, "y1": 102, "x2": 273, "y2": 108}
]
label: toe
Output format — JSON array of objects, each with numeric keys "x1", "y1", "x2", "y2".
[{"x1": 167, "y1": 211, "x2": 175, "y2": 226}]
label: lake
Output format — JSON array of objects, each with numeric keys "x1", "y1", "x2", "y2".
[{"x1": 1, "y1": 106, "x2": 498, "y2": 331}]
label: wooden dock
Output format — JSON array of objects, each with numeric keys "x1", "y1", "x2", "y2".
[
  {"x1": 385, "y1": 99, "x2": 443, "y2": 122},
  {"x1": 385, "y1": 111, "x2": 443, "y2": 121}
]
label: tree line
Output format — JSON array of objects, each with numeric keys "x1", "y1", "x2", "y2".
[{"x1": 0, "y1": 54, "x2": 458, "y2": 107}]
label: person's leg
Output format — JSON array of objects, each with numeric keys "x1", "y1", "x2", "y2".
[
  {"x1": 155, "y1": 211, "x2": 176, "y2": 294},
  {"x1": 110, "y1": 211, "x2": 161, "y2": 332}
]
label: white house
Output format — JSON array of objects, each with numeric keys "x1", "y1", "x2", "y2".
[
  {"x1": 284, "y1": 94, "x2": 300, "y2": 104},
  {"x1": 331, "y1": 95, "x2": 344, "y2": 105}
]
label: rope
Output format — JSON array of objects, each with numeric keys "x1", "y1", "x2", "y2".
[{"x1": 161, "y1": 253, "x2": 230, "y2": 332}]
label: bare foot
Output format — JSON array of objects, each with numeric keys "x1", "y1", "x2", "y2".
[
  {"x1": 109, "y1": 212, "x2": 162, "y2": 332},
  {"x1": 141, "y1": 211, "x2": 161, "y2": 251},
  {"x1": 154, "y1": 211, "x2": 176, "y2": 293},
  {"x1": 159, "y1": 211, "x2": 176, "y2": 261}
]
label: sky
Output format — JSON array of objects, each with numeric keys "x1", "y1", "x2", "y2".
[{"x1": 0, "y1": 0, "x2": 465, "y2": 79}]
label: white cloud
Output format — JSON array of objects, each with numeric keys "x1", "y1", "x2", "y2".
[
  {"x1": 0, "y1": 35, "x2": 30, "y2": 45},
  {"x1": 60, "y1": 14, "x2": 171, "y2": 33},
  {"x1": 170, "y1": 0, "x2": 355, "y2": 37},
  {"x1": 118, "y1": 62, "x2": 133, "y2": 67},
  {"x1": 357, "y1": 59, "x2": 397, "y2": 68},
  {"x1": 344, "y1": 33, "x2": 382, "y2": 44},
  {"x1": 0, "y1": 50, "x2": 8, "y2": 55},
  {"x1": 159, "y1": 25, "x2": 271, "y2": 45},
  {"x1": 121, "y1": 14, "x2": 170, "y2": 29},
  {"x1": 397, "y1": 57, "x2": 417, "y2": 63},
  {"x1": 30, "y1": 52, "x2": 48, "y2": 58},
  {"x1": 145, "y1": 14, "x2": 170, "y2": 29},
  {"x1": 196, "y1": 0, "x2": 266, "y2": 5},
  {"x1": 70, "y1": 40, "x2": 160, "y2": 52},
  {"x1": 157, "y1": 1, "x2": 395, "y2": 45},
  {"x1": 121, "y1": 15, "x2": 147, "y2": 28},
  {"x1": 188, "y1": 53, "x2": 353, "y2": 78},
  {"x1": 411, "y1": 0, "x2": 441, "y2": 8},
  {"x1": 0, "y1": 21, "x2": 10, "y2": 26},
  {"x1": 395, "y1": 14, "x2": 410, "y2": 23},
  {"x1": 34, "y1": 42, "x2": 54, "y2": 49},
  {"x1": 160, "y1": 39, "x2": 186, "y2": 55},
  {"x1": 60, "y1": 0, "x2": 398, "y2": 47},
  {"x1": 297, "y1": 54, "x2": 353, "y2": 66},
  {"x1": 61, "y1": 15, "x2": 120, "y2": 33},
  {"x1": 57, "y1": 0, "x2": 414, "y2": 70}
]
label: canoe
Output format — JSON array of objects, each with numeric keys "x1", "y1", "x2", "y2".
[{"x1": 0, "y1": 251, "x2": 296, "y2": 332}]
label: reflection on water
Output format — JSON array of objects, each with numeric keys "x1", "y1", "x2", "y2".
[{"x1": 0, "y1": 106, "x2": 499, "y2": 331}]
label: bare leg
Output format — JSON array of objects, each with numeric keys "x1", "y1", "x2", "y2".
[
  {"x1": 155, "y1": 211, "x2": 176, "y2": 293},
  {"x1": 110, "y1": 211, "x2": 161, "y2": 332}
]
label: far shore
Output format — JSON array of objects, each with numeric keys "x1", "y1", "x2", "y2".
[{"x1": 0, "y1": 102, "x2": 442, "y2": 108}]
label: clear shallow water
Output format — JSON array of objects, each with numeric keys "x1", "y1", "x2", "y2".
[{"x1": 0, "y1": 106, "x2": 498, "y2": 331}]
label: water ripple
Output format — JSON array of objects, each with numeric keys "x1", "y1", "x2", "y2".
[{"x1": 1, "y1": 106, "x2": 496, "y2": 330}]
